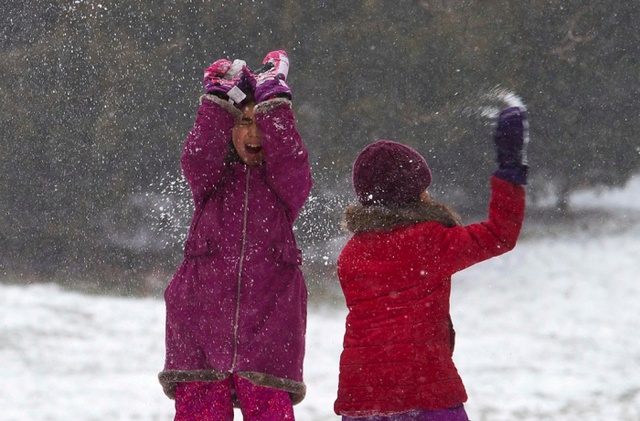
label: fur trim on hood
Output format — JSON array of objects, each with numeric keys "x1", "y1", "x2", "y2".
[{"x1": 343, "y1": 199, "x2": 462, "y2": 233}]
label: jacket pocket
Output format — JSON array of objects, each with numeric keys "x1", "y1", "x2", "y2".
[
  {"x1": 184, "y1": 238, "x2": 220, "y2": 258},
  {"x1": 272, "y1": 243, "x2": 303, "y2": 266}
]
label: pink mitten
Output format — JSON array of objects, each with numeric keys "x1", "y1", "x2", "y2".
[
  {"x1": 203, "y1": 58, "x2": 247, "y2": 104},
  {"x1": 243, "y1": 50, "x2": 292, "y2": 103}
]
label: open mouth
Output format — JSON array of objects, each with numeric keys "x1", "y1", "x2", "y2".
[{"x1": 245, "y1": 144, "x2": 263, "y2": 154}]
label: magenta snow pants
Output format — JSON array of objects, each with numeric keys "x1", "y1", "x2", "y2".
[
  {"x1": 342, "y1": 405, "x2": 469, "y2": 421},
  {"x1": 173, "y1": 374, "x2": 295, "y2": 420}
]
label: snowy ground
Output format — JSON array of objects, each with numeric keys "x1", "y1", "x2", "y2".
[{"x1": 2, "y1": 176, "x2": 640, "y2": 421}]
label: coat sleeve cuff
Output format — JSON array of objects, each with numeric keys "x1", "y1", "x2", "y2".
[
  {"x1": 493, "y1": 166, "x2": 528, "y2": 185},
  {"x1": 199, "y1": 94, "x2": 243, "y2": 123},
  {"x1": 254, "y1": 97, "x2": 292, "y2": 114}
]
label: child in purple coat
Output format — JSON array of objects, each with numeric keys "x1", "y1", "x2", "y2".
[{"x1": 159, "y1": 51, "x2": 312, "y2": 420}]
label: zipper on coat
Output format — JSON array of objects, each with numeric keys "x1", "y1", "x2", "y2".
[{"x1": 231, "y1": 167, "x2": 250, "y2": 371}]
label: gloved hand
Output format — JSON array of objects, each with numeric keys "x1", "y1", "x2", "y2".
[
  {"x1": 242, "y1": 50, "x2": 292, "y2": 103},
  {"x1": 493, "y1": 106, "x2": 529, "y2": 185},
  {"x1": 203, "y1": 58, "x2": 249, "y2": 105}
]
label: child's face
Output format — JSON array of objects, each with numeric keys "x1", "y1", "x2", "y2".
[{"x1": 232, "y1": 102, "x2": 264, "y2": 167}]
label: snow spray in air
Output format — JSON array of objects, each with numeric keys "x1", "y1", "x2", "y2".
[
  {"x1": 472, "y1": 86, "x2": 529, "y2": 166},
  {"x1": 468, "y1": 86, "x2": 527, "y2": 120},
  {"x1": 149, "y1": 172, "x2": 193, "y2": 248}
]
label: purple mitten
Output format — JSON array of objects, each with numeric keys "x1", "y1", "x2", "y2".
[
  {"x1": 243, "y1": 50, "x2": 292, "y2": 103},
  {"x1": 203, "y1": 58, "x2": 248, "y2": 104},
  {"x1": 493, "y1": 106, "x2": 529, "y2": 184}
]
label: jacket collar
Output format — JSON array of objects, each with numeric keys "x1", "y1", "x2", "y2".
[{"x1": 343, "y1": 199, "x2": 462, "y2": 233}]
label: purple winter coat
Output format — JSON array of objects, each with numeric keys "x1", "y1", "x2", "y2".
[{"x1": 159, "y1": 95, "x2": 312, "y2": 405}]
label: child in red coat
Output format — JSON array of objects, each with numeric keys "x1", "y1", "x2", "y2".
[{"x1": 334, "y1": 108, "x2": 529, "y2": 420}]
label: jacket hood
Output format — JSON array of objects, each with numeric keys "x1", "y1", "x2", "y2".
[{"x1": 343, "y1": 199, "x2": 462, "y2": 233}]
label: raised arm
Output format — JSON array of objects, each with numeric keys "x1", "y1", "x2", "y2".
[
  {"x1": 243, "y1": 50, "x2": 312, "y2": 219},
  {"x1": 255, "y1": 99, "x2": 312, "y2": 219},
  {"x1": 181, "y1": 59, "x2": 244, "y2": 205},
  {"x1": 180, "y1": 96, "x2": 240, "y2": 205},
  {"x1": 432, "y1": 107, "x2": 529, "y2": 273}
]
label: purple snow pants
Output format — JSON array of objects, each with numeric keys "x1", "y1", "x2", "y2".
[
  {"x1": 173, "y1": 374, "x2": 295, "y2": 420},
  {"x1": 342, "y1": 405, "x2": 470, "y2": 421}
]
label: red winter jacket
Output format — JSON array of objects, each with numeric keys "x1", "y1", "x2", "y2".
[{"x1": 334, "y1": 177, "x2": 525, "y2": 416}]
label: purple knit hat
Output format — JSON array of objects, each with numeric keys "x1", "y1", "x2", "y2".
[{"x1": 353, "y1": 140, "x2": 432, "y2": 207}]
